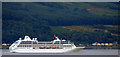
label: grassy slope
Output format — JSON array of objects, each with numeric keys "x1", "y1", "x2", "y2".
[
  {"x1": 50, "y1": 25, "x2": 119, "y2": 44},
  {"x1": 51, "y1": 25, "x2": 119, "y2": 33},
  {"x1": 2, "y1": 2, "x2": 119, "y2": 44}
]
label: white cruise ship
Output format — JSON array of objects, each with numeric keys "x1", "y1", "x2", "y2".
[{"x1": 9, "y1": 35, "x2": 85, "y2": 53}]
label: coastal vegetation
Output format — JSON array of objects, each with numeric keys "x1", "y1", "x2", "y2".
[{"x1": 2, "y1": 2, "x2": 119, "y2": 45}]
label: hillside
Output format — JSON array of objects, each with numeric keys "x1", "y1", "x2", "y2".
[
  {"x1": 2, "y1": 2, "x2": 119, "y2": 44},
  {"x1": 50, "y1": 25, "x2": 119, "y2": 44}
]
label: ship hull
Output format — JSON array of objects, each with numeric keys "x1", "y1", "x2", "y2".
[{"x1": 9, "y1": 47, "x2": 85, "y2": 53}]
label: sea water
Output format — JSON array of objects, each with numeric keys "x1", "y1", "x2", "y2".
[{"x1": 1, "y1": 49, "x2": 119, "y2": 55}]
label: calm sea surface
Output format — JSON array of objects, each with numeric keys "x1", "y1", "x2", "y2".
[{"x1": 1, "y1": 49, "x2": 119, "y2": 55}]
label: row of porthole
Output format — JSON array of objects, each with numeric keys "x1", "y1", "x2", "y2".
[
  {"x1": 18, "y1": 45, "x2": 72, "y2": 48},
  {"x1": 33, "y1": 46, "x2": 63, "y2": 49}
]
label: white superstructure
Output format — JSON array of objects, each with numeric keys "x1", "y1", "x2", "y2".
[{"x1": 9, "y1": 35, "x2": 85, "y2": 53}]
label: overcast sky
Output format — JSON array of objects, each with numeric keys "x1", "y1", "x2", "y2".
[{"x1": 1, "y1": 0, "x2": 120, "y2": 2}]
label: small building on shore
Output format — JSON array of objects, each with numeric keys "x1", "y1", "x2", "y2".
[
  {"x1": 105, "y1": 43, "x2": 109, "y2": 46},
  {"x1": 92, "y1": 43, "x2": 97, "y2": 46},
  {"x1": 97, "y1": 43, "x2": 101, "y2": 45},
  {"x1": 92, "y1": 42, "x2": 113, "y2": 46},
  {"x1": 2, "y1": 43, "x2": 10, "y2": 46},
  {"x1": 101, "y1": 43, "x2": 104, "y2": 46}
]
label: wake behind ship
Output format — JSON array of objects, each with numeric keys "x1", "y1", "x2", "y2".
[{"x1": 9, "y1": 35, "x2": 85, "y2": 53}]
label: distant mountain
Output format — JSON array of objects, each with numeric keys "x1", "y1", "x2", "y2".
[{"x1": 2, "y1": 2, "x2": 119, "y2": 43}]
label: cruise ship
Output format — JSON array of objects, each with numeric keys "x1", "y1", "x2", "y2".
[{"x1": 9, "y1": 35, "x2": 85, "y2": 53}]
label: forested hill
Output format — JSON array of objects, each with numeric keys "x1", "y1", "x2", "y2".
[{"x1": 2, "y1": 2, "x2": 119, "y2": 44}]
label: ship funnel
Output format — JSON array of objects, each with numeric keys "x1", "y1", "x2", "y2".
[
  {"x1": 24, "y1": 36, "x2": 32, "y2": 41},
  {"x1": 56, "y1": 37, "x2": 60, "y2": 40},
  {"x1": 54, "y1": 35, "x2": 60, "y2": 40}
]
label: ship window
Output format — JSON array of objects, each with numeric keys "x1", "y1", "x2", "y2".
[
  {"x1": 29, "y1": 45, "x2": 31, "y2": 47},
  {"x1": 21, "y1": 45, "x2": 23, "y2": 47},
  {"x1": 25, "y1": 45, "x2": 26, "y2": 47},
  {"x1": 38, "y1": 43, "x2": 45, "y2": 44},
  {"x1": 25, "y1": 45, "x2": 27, "y2": 47},
  {"x1": 61, "y1": 41, "x2": 69, "y2": 44},
  {"x1": 33, "y1": 41, "x2": 37, "y2": 44},
  {"x1": 20, "y1": 41, "x2": 32, "y2": 44},
  {"x1": 14, "y1": 41, "x2": 18, "y2": 44},
  {"x1": 23, "y1": 45, "x2": 25, "y2": 47},
  {"x1": 18, "y1": 45, "x2": 20, "y2": 47},
  {"x1": 54, "y1": 41, "x2": 60, "y2": 44},
  {"x1": 63, "y1": 45, "x2": 66, "y2": 47},
  {"x1": 54, "y1": 41, "x2": 69, "y2": 44},
  {"x1": 24, "y1": 45, "x2": 26, "y2": 47},
  {"x1": 18, "y1": 45, "x2": 23, "y2": 47},
  {"x1": 38, "y1": 42, "x2": 52, "y2": 44},
  {"x1": 63, "y1": 45, "x2": 72, "y2": 47}
]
